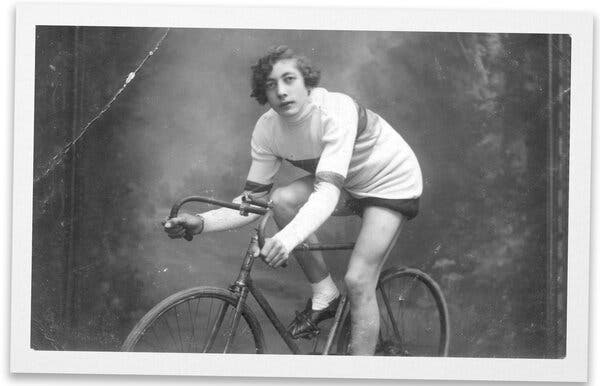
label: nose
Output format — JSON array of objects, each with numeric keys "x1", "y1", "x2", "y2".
[{"x1": 276, "y1": 81, "x2": 288, "y2": 99}]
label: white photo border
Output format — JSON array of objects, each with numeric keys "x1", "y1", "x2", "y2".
[{"x1": 11, "y1": 3, "x2": 593, "y2": 382}]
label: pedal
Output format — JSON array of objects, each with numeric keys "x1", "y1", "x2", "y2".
[{"x1": 291, "y1": 328, "x2": 320, "y2": 340}]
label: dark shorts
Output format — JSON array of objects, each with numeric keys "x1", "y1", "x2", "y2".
[{"x1": 333, "y1": 191, "x2": 420, "y2": 220}]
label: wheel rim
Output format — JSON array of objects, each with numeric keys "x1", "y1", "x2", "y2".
[
  {"x1": 377, "y1": 270, "x2": 448, "y2": 356},
  {"x1": 126, "y1": 294, "x2": 261, "y2": 354}
]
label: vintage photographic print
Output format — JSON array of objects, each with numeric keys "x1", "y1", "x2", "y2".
[{"x1": 11, "y1": 3, "x2": 592, "y2": 382}]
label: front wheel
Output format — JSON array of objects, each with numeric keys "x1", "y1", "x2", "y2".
[
  {"x1": 337, "y1": 267, "x2": 450, "y2": 356},
  {"x1": 121, "y1": 287, "x2": 265, "y2": 354}
]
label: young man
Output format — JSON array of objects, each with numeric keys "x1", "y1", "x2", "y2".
[{"x1": 164, "y1": 46, "x2": 422, "y2": 355}]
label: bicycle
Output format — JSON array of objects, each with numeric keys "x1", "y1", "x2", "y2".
[{"x1": 121, "y1": 195, "x2": 450, "y2": 356}]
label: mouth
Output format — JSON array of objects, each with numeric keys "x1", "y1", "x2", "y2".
[{"x1": 279, "y1": 101, "x2": 294, "y2": 109}]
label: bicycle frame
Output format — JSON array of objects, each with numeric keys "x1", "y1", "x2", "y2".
[{"x1": 170, "y1": 195, "x2": 353, "y2": 354}]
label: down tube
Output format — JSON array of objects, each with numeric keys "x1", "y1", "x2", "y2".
[{"x1": 247, "y1": 279, "x2": 301, "y2": 354}]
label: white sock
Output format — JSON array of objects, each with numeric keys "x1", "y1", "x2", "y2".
[{"x1": 310, "y1": 274, "x2": 340, "y2": 311}]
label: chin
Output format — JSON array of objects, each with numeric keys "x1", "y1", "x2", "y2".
[{"x1": 277, "y1": 108, "x2": 297, "y2": 117}]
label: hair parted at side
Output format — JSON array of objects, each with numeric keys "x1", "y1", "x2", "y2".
[{"x1": 250, "y1": 45, "x2": 321, "y2": 105}]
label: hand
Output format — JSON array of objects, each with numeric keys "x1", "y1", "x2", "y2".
[
  {"x1": 161, "y1": 213, "x2": 204, "y2": 240},
  {"x1": 258, "y1": 237, "x2": 290, "y2": 268}
]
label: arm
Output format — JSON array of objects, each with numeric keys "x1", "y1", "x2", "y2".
[
  {"x1": 198, "y1": 188, "x2": 268, "y2": 233},
  {"x1": 163, "y1": 188, "x2": 268, "y2": 239},
  {"x1": 262, "y1": 94, "x2": 358, "y2": 263}
]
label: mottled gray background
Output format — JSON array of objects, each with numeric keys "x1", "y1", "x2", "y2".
[{"x1": 31, "y1": 27, "x2": 570, "y2": 357}]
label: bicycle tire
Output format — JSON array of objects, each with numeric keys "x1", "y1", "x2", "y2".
[
  {"x1": 121, "y1": 286, "x2": 265, "y2": 354},
  {"x1": 336, "y1": 267, "x2": 450, "y2": 356}
]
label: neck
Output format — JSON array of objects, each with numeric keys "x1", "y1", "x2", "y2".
[{"x1": 281, "y1": 98, "x2": 313, "y2": 126}]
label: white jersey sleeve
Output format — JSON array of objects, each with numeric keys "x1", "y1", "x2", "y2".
[
  {"x1": 245, "y1": 115, "x2": 282, "y2": 193},
  {"x1": 273, "y1": 181, "x2": 340, "y2": 252}
]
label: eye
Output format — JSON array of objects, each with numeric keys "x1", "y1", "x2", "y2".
[
  {"x1": 265, "y1": 81, "x2": 276, "y2": 90},
  {"x1": 284, "y1": 76, "x2": 296, "y2": 84}
]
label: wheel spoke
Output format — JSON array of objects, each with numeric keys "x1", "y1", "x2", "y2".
[
  {"x1": 204, "y1": 298, "x2": 215, "y2": 339},
  {"x1": 192, "y1": 297, "x2": 202, "y2": 352},
  {"x1": 187, "y1": 300, "x2": 194, "y2": 352},
  {"x1": 162, "y1": 312, "x2": 178, "y2": 350},
  {"x1": 150, "y1": 325, "x2": 166, "y2": 351},
  {"x1": 174, "y1": 305, "x2": 185, "y2": 351}
]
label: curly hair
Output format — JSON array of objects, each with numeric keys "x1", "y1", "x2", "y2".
[{"x1": 250, "y1": 45, "x2": 321, "y2": 105}]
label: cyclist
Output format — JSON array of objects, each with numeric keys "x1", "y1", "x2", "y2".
[{"x1": 163, "y1": 46, "x2": 422, "y2": 355}]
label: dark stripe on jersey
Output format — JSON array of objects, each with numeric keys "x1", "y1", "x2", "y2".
[
  {"x1": 315, "y1": 171, "x2": 345, "y2": 190},
  {"x1": 355, "y1": 101, "x2": 368, "y2": 139},
  {"x1": 285, "y1": 158, "x2": 319, "y2": 174},
  {"x1": 285, "y1": 102, "x2": 366, "y2": 175},
  {"x1": 244, "y1": 180, "x2": 273, "y2": 193}
]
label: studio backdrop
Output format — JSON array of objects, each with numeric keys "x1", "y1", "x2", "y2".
[{"x1": 31, "y1": 26, "x2": 570, "y2": 358}]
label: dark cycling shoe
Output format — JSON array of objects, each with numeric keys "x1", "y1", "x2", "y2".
[{"x1": 287, "y1": 296, "x2": 341, "y2": 340}]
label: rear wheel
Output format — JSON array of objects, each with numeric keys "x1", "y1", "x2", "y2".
[
  {"x1": 337, "y1": 267, "x2": 450, "y2": 356},
  {"x1": 121, "y1": 287, "x2": 265, "y2": 354}
]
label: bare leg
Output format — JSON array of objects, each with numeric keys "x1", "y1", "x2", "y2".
[
  {"x1": 345, "y1": 206, "x2": 405, "y2": 355},
  {"x1": 270, "y1": 175, "x2": 329, "y2": 283}
]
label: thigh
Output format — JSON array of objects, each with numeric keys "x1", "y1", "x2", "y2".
[
  {"x1": 272, "y1": 174, "x2": 315, "y2": 209},
  {"x1": 276, "y1": 175, "x2": 358, "y2": 216},
  {"x1": 347, "y1": 206, "x2": 406, "y2": 280}
]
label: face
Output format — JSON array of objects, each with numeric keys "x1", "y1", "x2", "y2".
[{"x1": 265, "y1": 59, "x2": 310, "y2": 117}]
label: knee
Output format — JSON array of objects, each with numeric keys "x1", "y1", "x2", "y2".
[
  {"x1": 271, "y1": 186, "x2": 301, "y2": 214},
  {"x1": 344, "y1": 270, "x2": 377, "y2": 301}
]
